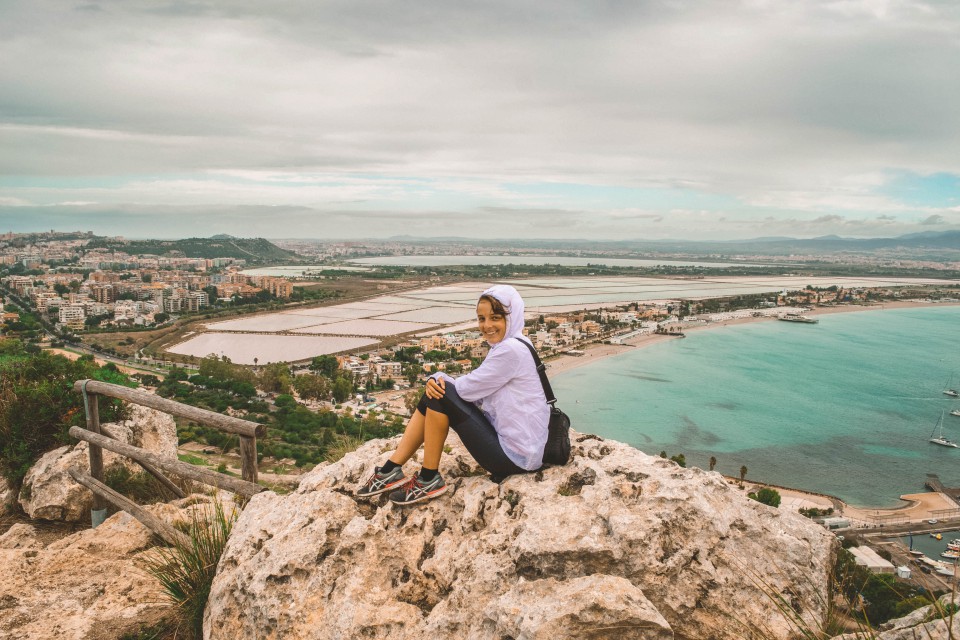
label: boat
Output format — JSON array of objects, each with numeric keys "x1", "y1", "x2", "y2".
[
  {"x1": 937, "y1": 567, "x2": 956, "y2": 577},
  {"x1": 932, "y1": 533, "x2": 943, "y2": 540},
  {"x1": 909, "y1": 549, "x2": 925, "y2": 556},
  {"x1": 950, "y1": 408, "x2": 960, "y2": 417},
  {"x1": 929, "y1": 411, "x2": 959, "y2": 448},
  {"x1": 943, "y1": 375, "x2": 960, "y2": 397},
  {"x1": 778, "y1": 313, "x2": 818, "y2": 324},
  {"x1": 941, "y1": 550, "x2": 960, "y2": 560}
]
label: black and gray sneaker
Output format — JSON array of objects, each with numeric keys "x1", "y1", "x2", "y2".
[
  {"x1": 388, "y1": 473, "x2": 447, "y2": 506},
  {"x1": 356, "y1": 465, "x2": 408, "y2": 498}
]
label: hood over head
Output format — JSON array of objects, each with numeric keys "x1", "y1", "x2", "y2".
[{"x1": 480, "y1": 284, "x2": 529, "y2": 347}]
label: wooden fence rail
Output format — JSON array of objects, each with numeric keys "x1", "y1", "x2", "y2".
[
  {"x1": 69, "y1": 378, "x2": 266, "y2": 544},
  {"x1": 68, "y1": 426, "x2": 264, "y2": 497}
]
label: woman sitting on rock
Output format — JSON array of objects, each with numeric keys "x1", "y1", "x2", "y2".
[{"x1": 357, "y1": 284, "x2": 550, "y2": 505}]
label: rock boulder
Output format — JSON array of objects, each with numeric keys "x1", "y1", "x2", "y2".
[
  {"x1": 0, "y1": 477, "x2": 15, "y2": 514},
  {"x1": 0, "y1": 494, "x2": 224, "y2": 640},
  {"x1": 206, "y1": 432, "x2": 835, "y2": 639},
  {"x1": 18, "y1": 404, "x2": 178, "y2": 522}
]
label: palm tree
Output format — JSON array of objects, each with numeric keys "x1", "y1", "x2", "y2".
[
  {"x1": 709, "y1": 456, "x2": 717, "y2": 472},
  {"x1": 739, "y1": 465, "x2": 748, "y2": 487}
]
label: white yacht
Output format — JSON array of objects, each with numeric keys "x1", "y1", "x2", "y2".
[{"x1": 929, "y1": 411, "x2": 958, "y2": 448}]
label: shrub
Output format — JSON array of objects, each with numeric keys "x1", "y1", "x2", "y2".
[
  {"x1": 324, "y1": 434, "x2": 366, "y2": 462},
  {"x1": 748, "y1": 487, "x2": 781, "y2": 508},
  {"x1": 105, "y1": 467, "x2": 174, "y2": 505},
  {"x1": 0, "y1": 347, "x2": 134, "y2": 488}
]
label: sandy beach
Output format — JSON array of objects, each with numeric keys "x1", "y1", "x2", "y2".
[{"x1": 543, "y1": 299, "x2": 960, "y2": 524}]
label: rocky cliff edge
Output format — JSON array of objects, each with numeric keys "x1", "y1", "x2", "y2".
[{"x1": 206, "y1": 432, "x2": 835, "y2": 639}]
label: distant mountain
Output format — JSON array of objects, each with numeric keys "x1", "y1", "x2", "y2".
[
  {"x1": 86, "y1": 236, "x2": 302, "y2": 263},
  {"x1": 379, "y1": 230, "x2": 960, "y2": 258},
  {"x1": 210, "y1": 233, "x2": 237, "y2": 240}
]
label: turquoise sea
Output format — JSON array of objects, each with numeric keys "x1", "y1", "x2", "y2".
[{"x1": 552, "y1": 306, "x2": 960, "y2": 508}]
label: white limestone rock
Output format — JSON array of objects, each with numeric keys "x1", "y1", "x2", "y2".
[
  {"x1": 0, "y1": 477, "x2": 15, "y2": 514},
  {"x1": 206, "y1": 431, "x2": 835, "y2": 640},
  {"x1": 0, "y1": 494, "x2": 224, "y2": 640},
  {"x1": 17, "y1": 404, "x2": 178, "y2": 522},
  {"x1": 117, "y1": 404, "x2": 179, "y2": 460},
  {"x1": 0, "y1": 524, "x2": 45, "y2": 550},
  {"x1": 0, "y1": 504, "x2": 171, "y2": 639},
  {"x1": 18, "y1": 441, "x2": 133, "y2": 522}
]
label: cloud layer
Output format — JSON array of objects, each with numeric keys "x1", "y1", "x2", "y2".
[{"x1": 1, "y1": 0, "x2": 958, "y2": 239}]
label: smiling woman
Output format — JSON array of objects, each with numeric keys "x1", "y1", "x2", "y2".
[{"x1": 355, "y1": 285, "x2": 553, "y2": 506}]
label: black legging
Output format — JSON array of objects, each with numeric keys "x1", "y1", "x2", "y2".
[{"x1": 417, "y1": 384, "x2": 527, "y2": 478}]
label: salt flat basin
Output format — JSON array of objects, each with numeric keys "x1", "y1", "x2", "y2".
[
  {"x1": 167, "y1": 333, "x2": 377, "y2": 365},
  {"x1": 169, "y1": 274, "x2": 959, "y2": 364}
]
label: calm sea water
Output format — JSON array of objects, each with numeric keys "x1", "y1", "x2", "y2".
[{"x1": 552, "y1": 306, "x2": 960, "y2": 507}]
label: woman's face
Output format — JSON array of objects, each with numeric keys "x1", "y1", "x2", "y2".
[{"x1": 477, "y1": 299, "x2": 507, "y2": 344}]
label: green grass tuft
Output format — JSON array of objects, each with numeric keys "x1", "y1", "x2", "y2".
[{"x1": 141, "y1": 500, "x2": 237, "y2": 639}]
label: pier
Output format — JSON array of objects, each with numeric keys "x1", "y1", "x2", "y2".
[{"x1": 925, "y1": 474, "x2": 960, "y2": 513}]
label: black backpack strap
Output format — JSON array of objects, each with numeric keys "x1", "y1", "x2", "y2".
[{"x1": 515, "y1": 338, "x2": 557, "y2": 406}]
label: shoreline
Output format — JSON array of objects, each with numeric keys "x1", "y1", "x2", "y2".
[
  {"x1": 545, "y1": 299, "x2": 960, "y2": 521},
  {"x1": 545, "y1": 299, "x2": 960, "y2": 377}
]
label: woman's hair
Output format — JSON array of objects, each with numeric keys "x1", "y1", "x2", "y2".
[{"x1": 478, "y1": 294, "x2": 510, "y2": 316}]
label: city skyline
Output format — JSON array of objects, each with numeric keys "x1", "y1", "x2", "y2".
[{"x1": 1, "y1": 1, "x2": 959, "y2": 241}]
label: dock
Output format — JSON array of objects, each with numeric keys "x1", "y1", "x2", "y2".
[{"x1": 925, "y1": 474, "x2": 960, "y2": 515}]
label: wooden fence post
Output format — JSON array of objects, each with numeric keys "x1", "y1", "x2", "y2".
[
  {"x1": 82, "y1": 382, "x2": 107, "y2": 527},
  {"x1": 239, "y1": 436, "x2": 258, "y2": 485}
]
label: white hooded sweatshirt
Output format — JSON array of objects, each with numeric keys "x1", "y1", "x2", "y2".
[{"x1": 435, "y1": 284, "x2": 550, "y2": 470}]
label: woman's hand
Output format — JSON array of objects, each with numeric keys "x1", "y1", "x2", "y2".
[{"x1": 425, "y1": 376, "x2": 446, "y2": 400}]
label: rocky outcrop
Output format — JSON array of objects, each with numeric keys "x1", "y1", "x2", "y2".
[
  {"x1": 0, "y1": 494, "x2": 222, "y2": 640},
  {"x1": 0, "y1": 477, "x2": 15, "y2": 514},
  {"x1": 117, "y1": 404, "x2": 179, "y2": 461},
  {"x1": 18, "y1": 405, "x2": 178, "y2": 522},
  {"x1": 206, "y1": 432, "x2": 835, "y2": 639}
]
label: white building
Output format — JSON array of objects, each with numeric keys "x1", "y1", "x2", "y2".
[
  {"x1": 848, "y1": 547, "x2": 895, "y2": 574},
  {"x1": 59, "y1": 304, "x2": 86, "y2": 328}
]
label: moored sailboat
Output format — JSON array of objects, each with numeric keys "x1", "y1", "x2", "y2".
[
  {"x1": 943, "y1": 375, "x2": 960, "y2": 397},
  {"x1": 929, "y1": 411, "x2": 958, "y2": 448}
]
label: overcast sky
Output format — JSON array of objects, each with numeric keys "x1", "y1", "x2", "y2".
[{"x1": 1, "y1": 0, "x2": 959, "y2": 241}]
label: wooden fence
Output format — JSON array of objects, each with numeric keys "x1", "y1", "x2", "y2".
[{"x1": 69, "y1": 379, "x2": 267, "y2": 546}]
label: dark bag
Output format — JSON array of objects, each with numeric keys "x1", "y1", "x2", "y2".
[{"x1": 516, "y1": 339, "x2": 571, "y2": 466}]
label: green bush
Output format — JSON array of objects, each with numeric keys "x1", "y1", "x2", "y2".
[
  {"x1": 104, "y1": 467, "x2": 174, "y2": 505},
  {"x1": 748, "y1": 487, "x2": 781, "y2": 508},
  {"x1": 0, "y1": 344, "x2": 135, "y2": 488}
]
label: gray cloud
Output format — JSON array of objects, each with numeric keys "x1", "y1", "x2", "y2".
[
  {"x1": 920, "y1": 214, "x2": 945, "y2": 225},
  {"x1": 1, "y1": 1, "x2": 959, "y2": 239}
]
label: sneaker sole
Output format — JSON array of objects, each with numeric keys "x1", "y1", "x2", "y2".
[
  {"x1": 389, "y1": 484, "x2": 448, "y2": 506},
  {"x1": 356, "y1": 477, "x2": 408, "y2": 498}
]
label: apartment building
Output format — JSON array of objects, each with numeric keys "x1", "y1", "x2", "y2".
[{"x1": 59, "y1": 304, "x2": 86, "y2": 329}]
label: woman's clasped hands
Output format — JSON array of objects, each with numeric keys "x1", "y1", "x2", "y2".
[{"x1": 425, "y1": 376, "x2": 446, "y2": 400}]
